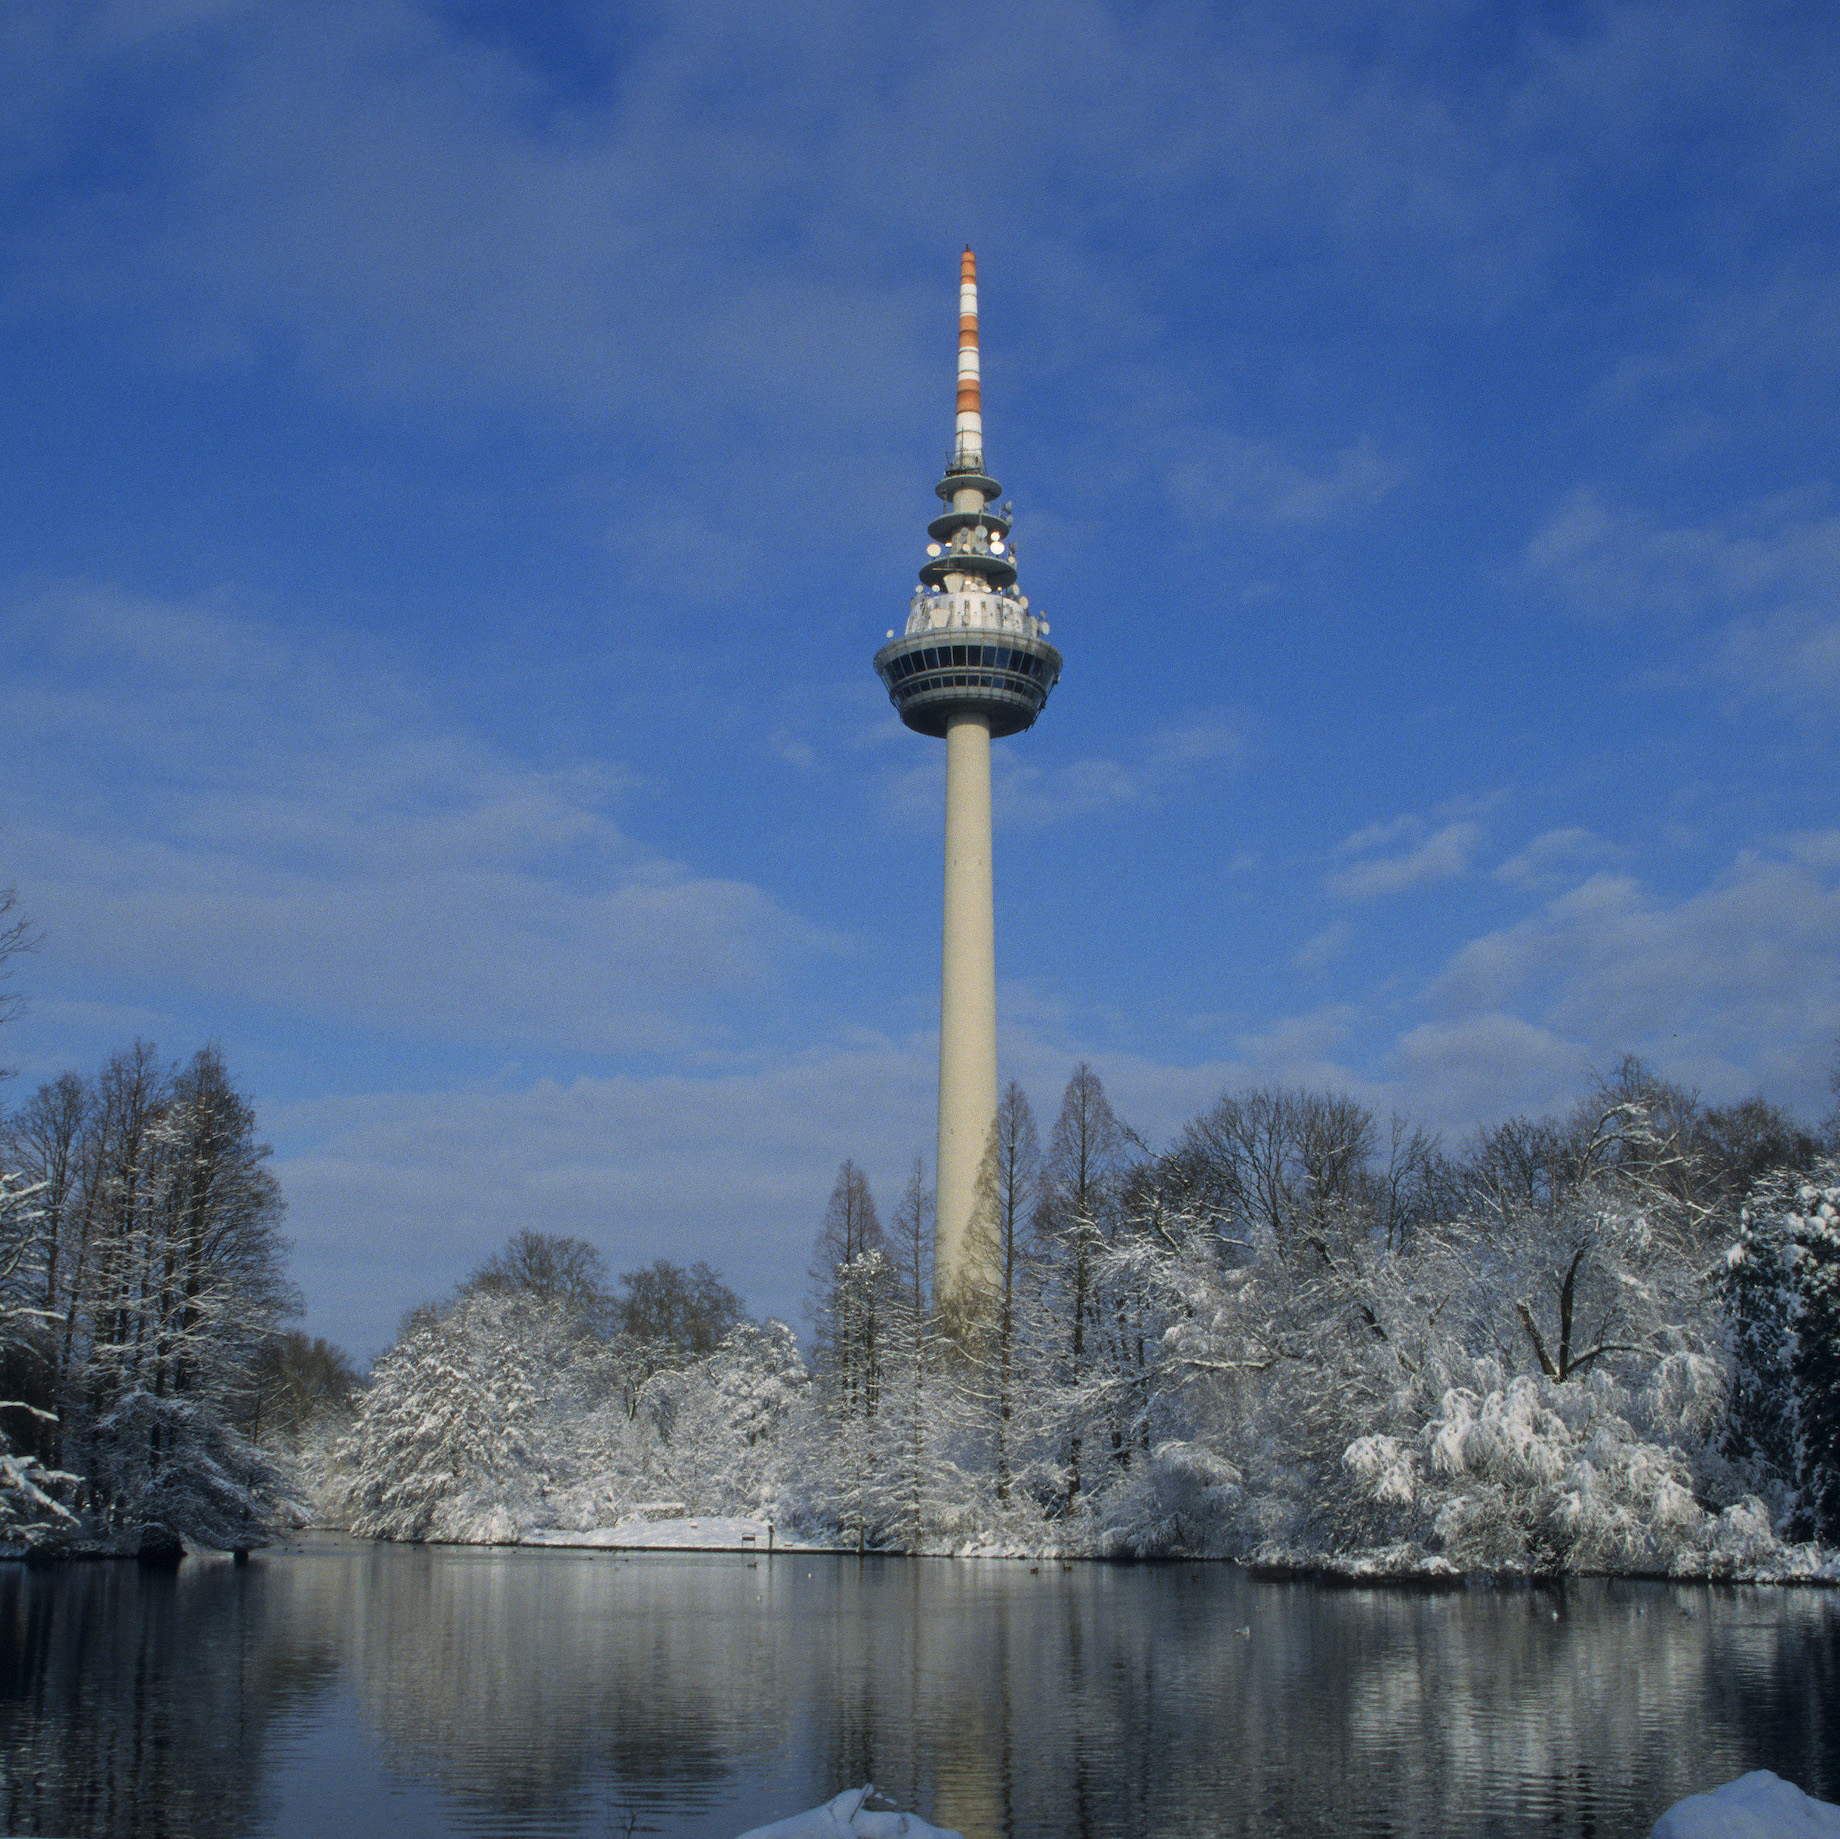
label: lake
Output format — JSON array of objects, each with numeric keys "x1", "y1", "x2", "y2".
[{"x1": 0, "y1": 1534, "x2": 1835, "y2": 1838}]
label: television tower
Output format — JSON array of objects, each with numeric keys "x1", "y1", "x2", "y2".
[{"x1": 874, "y1": 250, "x2": 1062, "y2": 1313}]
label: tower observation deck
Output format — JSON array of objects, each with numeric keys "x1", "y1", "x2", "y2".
[
  {"x1": 874, "y1": 250, "x2": 1062, "y2": 1317},
  {"x1": 872, "y1": 276, "x2": 1062, "y2": 739}
]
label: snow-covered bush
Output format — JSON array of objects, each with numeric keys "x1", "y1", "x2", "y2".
[
  {"x1": 1324, "y1": 1348, "x2": 1810, "y2": 1576},
  {"x1": 1344, "y1": 1368, "x2": 1682, "y2": 1570},
  {"x1": 1095, "y1": 1439, "x2": 1244, "y2": 1558}
]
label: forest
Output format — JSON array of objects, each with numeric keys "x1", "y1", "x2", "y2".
[
  {"x1": 326, "y1": 1056, "x2": 1840, "y2": 1575},
  {"x1": 2, "y1": 1024, "x2": 1837, "y2": 1574}
]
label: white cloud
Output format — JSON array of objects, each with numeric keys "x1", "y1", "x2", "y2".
[
  {"x1": 998, "y1": 718, "x2": 1245, "y2": 826},
  {"x1": 1166, "y1": 432, "x2": 1403, "y2": 529},
  {"x1": 1327, "y1": 820, "x2": 1482, "y2": 901},
  {"x1": 1493, "y1": 826, "x2": 1619, "y2": 889},
  {"x1": 1227, "y1": 1005, "x2": 1369, "y2": 1094},
  {"x1": 1339, "y1": 813, "x2": 1426, "y2": 854},
  {"x1": 1522, "y1": 489, "x2": 1840, "y2": 705},
  {"x1": 1292, "y1": 921, "x2": 1355, "y2": 972},
  {"x1": 1386, "y1": 1013, "x2": 1592, "y2": 1138},
  {"x1": 1594, "y1": 267, "x2": 1840, "y2": 423},
  {"x1": 0, "y1": 581, "x2": 839, "y2": 1056},
  {"x1": 1788, "y1": 829, "x2": 1840, "y2": 869},
  {"x1": 1427, "y1": 851, "x2": 1840, "y2": 1105},
  {"x1": 877, "y1": 715, "x2": 1244, "y2": 829}
]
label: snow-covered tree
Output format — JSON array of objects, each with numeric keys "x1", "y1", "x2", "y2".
[
  {"x1": 615, "y1": 1257, "x2": 745, "y2": 1354},
  {"x1": 315, "y1": 1056, "x2": 1835, "y2": 1573},
  {"x1": 808, "y1": 1161, "x2": 890, "y2": 1413},
  {"x1": 852, "y1": 1161, "x2": 992, "y2": 1549},
  {"x1": 345, "y1": 1290, "x2": 570, "y2": 1541},
  {"x1": 608, "y1": 1256, "x2": 748, "y2": 1409},
  {"x1": 0, "y1": 1170, "x2": 78, "y2": 1545},
  {"x1": 819, "y1": 1248, "x2": 892, "y2": 1547},
  {"x1": 871, "y1": 1161, "x2": 940, "y2": 1543},
  {"x1": 78, "y1": 1048, "x2": 295, "y2": 1543},
  {"x1": 635, "y1": 1318, "x2": 808, "y2": 1518},
  {"x1": 950, "y1": 1085, "x2": 1045, "y2": 1506},
  {"x1": 241, "y1": 1330, "x2": 361, "y2": 1449},
  {"x1": 1035, "y1": 1065, "x2": 1128, "y2": 1510},
  {"x1": 1723, "y1": 1184, "x2": 1801, "y2": 1509},
  {"x1": 0, "y1": 1043, "x2": 296, "y2": 1546},
  {"x1": 465, "y1": 1229, "x2": 611, "y2": 1316}
]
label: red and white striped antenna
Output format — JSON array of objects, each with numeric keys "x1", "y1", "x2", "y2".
[{"x1": 955, "y1": 246, "x2": 981, "y2": 468}]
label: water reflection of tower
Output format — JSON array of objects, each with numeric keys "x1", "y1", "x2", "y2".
[{"x1": 873, "y1": 250, "x2": 1062, "y2": 1313}]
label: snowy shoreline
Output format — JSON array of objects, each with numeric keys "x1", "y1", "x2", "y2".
[
  {"x1": 270, "y1": 1519, "x2": 1840, "y2": 1585},
  {"x1": 10, "y1": 1511, "x2": 1836, "y2": 1583}
]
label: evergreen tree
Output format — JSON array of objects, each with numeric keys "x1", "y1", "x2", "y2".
[
  {"x1": 1722, "y1": 1162, "x2": 1840, "y2": 1541},
  {"x1": 1787, "y1": 1171, "x2": 1840, "y2": 1542},
  {"x1": 1723, "y1": 1179, "x2": 1801, "y2": 1506}
]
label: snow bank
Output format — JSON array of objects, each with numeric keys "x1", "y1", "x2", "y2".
[
  {"x1": 1651, "y1": 1772, "x2": 1840, "y2": 1837},
  {"x1": 736, "y1": 1785, "x2": 961, "y2": 1839},
  {"x1": 525, "y1": 1516, "x2": 793, "y2": 1551}
]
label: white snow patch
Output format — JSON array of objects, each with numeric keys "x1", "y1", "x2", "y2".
[
  {"x1": 523, "y1": 1516, "x2": 835, "y2": 1552},
  {"x1": 1651, "y1": 1772, "x2": 1840, "y2": 1837},
  {"x1": 737, "y1": 1785, "x2": 962, "y2": 1839}
]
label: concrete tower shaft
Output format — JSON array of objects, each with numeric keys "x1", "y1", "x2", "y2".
[
  {"x1": 937, "y1": 707, "x2": 996, "y2": 1307},
  {"x1": 871, "y1": 251, "x2": 1063, "y2": 1314}
]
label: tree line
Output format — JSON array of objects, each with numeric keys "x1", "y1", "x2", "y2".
[
  {"x1": 798, "y1": 1055, "x2": 1840, "y2": 1564},
  {"x1": 325, "y1": 1049, "x2": 1839, "y2": 1570}
]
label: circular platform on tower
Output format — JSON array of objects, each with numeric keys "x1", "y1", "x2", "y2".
[{"x1": 873, "y1": 629, "x2": 1062, "y2": 739}]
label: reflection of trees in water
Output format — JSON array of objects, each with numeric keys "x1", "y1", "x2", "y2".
[
  {"x1": 325, "y1": 1546, "x2": 751, "y2": 1822},
  {"x1": 759, "y1": 1565, "x2": 1840, "y2": 1839},
  {"x1": 1715, "y1": 1587, "x2": 1840, "y2": 1805},
  {"x1": 0, "y1": 1545, "x2": 1833, "y2": 1839},
  {"x1": 0, "y1": 1560, "x2": 339, "y2": 1839}
]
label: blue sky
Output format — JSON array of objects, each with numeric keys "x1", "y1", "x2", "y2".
[{"x1": 3, "y1": 0, "x2": 1838, "y2": 1358}]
